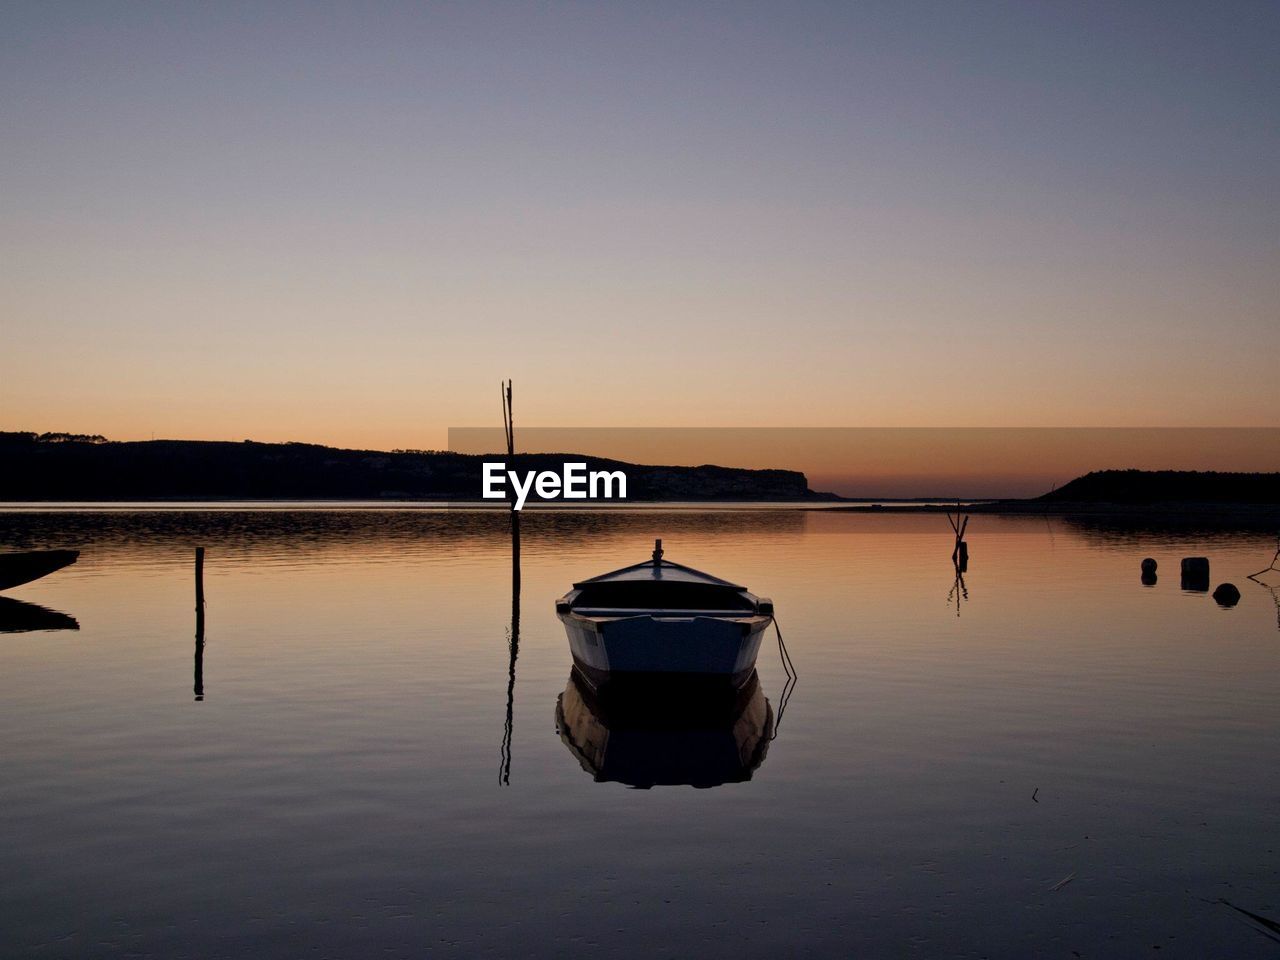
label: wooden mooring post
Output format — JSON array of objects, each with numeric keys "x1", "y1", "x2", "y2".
[
  {"x1": 195, "y1": 547, "x2": 205, "y2": 610},
  {"x1": 947, "y1": 508, "x2": 970, "y2": 572}
]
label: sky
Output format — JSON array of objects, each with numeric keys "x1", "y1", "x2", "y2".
[
  {"x1": 2, "y1": 1, "x2": 1278, "y2": 455},
  {"x1": 450, "y1": 427, "x2": 1280, "y2": 497}
]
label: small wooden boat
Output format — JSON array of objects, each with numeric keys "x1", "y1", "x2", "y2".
[
  {"x1": 555, "y1": 539, "x2": 773, "y2": 691},
  {"x1": 0, "y1": 550, "x2": 80, "y2": 591},
  {"x1": 555, "y1": 668, "x2": 773, "y2": 788}
]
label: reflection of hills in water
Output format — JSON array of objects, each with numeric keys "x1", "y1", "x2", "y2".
[
  {"x1": 1059, "y1": 513, "x2": 1280, "y2": 543},
  {"x1": 0, "y1": 596, "x2": 79, "y2": 633},
  {"x1": 6, "y1": 508, "x2": 1276, "y2": 569},
  {"x1": 556, "y1": 669, "x2": 773, "y2": 789},
  {"x1": 0, "y1": 508, "x2": 806, "y2": 565}
]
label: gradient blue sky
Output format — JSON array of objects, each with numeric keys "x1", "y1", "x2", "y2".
[{"x1": 3, "y1": 1, "x2": 1277, "y2": 449}]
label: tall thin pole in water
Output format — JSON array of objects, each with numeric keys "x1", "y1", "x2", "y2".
[
  {"x1": 194, "y1": 547, "x2": 205, "y2": 701},
  {"x1": 500, "y1": 380, "x2": 520, "y2": 784},
  {"x1": 503, "y1": 380, "x2": 520, "y2": 594},
  {"x1": 195, "y1": 546, "x2": 205, "y2": 608}
]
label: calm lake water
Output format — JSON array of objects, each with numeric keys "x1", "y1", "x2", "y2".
[{"x1": 2, "y1": 507, "x2": 1278, "y2": 959}]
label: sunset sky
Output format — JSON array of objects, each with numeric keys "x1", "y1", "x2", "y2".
[{"x1": 3, "y1": 2, "x2": 1277, "y2": 454}]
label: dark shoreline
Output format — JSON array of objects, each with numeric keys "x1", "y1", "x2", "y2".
[
  {"x1": 821, "y1": 499, "x2": 1280, "y2": 517},
  {"x1": 0, "y1": 435, "x2": 834, "y2": 503},
  {"x1": 2, "y1": 498, "x2": 1278, "y2": 526}
]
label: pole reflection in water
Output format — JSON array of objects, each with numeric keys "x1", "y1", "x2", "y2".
[
  {"x1": 194, "y1": 547, "x2": 205, "y2": 702},
  {"x1": 948, "y1": 559, "x2": 969, "y2": 616},
  {"x1": 498, "y1": 379, "x2": 519, "y2": 785},
  {"x1": 193, "y1": 623, "x2": 205, "y2": 701},
  {"x1": 555, "y1": 669, "x2": 775, "y2": 789},
  {"x1": 498, "y1": 510, "x2": 520, "y2": 785}
]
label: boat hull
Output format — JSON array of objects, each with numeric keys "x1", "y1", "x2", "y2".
[
  {"x1": 559, "y1": 611, "x2": 771, "y2": 690},
  {"x1": 0, "y1": 550, "x2": 79, "y2": 592}
]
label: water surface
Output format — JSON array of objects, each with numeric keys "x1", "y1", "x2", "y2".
[{"x1": 2, "y1": 508, "x2": 1278, "y2": 958}]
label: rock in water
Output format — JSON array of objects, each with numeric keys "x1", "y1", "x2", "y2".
[
  {"x1": 1141, "y1": 558, "x2": 1157, "y2": 574},
  {"x1": 1181, "y1": 557, "x2": 1210, "y2": 592},
  {"x1": 1212, "y1": 583, "x2": 1241, "y2": 607}
]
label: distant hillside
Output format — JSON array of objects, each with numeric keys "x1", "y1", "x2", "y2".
[
  {"x1": 0, "y1": 432, "x2": 835, "y2": 502},
  {"x1": 1038, "y1": 470, "x2": 1280, "y2": 504}
]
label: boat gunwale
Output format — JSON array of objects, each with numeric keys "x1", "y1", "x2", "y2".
[
  {"x1": 571, "y1": 558, "x2": 746, "y2": 590},
  {"x1": 558, "y1": 608, "x2": 774, "y2": 625}
]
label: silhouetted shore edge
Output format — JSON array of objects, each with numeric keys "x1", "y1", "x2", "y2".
[
  {"x1": 3, "y1": 437, "x2": 1276, "y2": 515},
  {"x1": 0, "y1": 433, "x2": 837, "y2": 503},
  {"x1": 821, "y1": 470, "x2": 1280, "y2": 521}
]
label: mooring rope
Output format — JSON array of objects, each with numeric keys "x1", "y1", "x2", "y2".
[{"x1": 770, "y1": 613, "x2": 797, "y2": 739}]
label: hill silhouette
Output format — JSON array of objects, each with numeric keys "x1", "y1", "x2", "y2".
[
  {"x1": 1037, "y1": 469, "x2": 1280, "y2": 504},
  {"x1": 0, "y1": 432, "x2": 834, "y2": 502}
]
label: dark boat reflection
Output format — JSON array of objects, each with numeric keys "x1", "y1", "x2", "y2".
[
  {"x1": 0, "y1": 596, "x2": 79, "y2": 633},
  {"x1": 555, "y1": 668, "x2": 774, "y2": 789}
]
